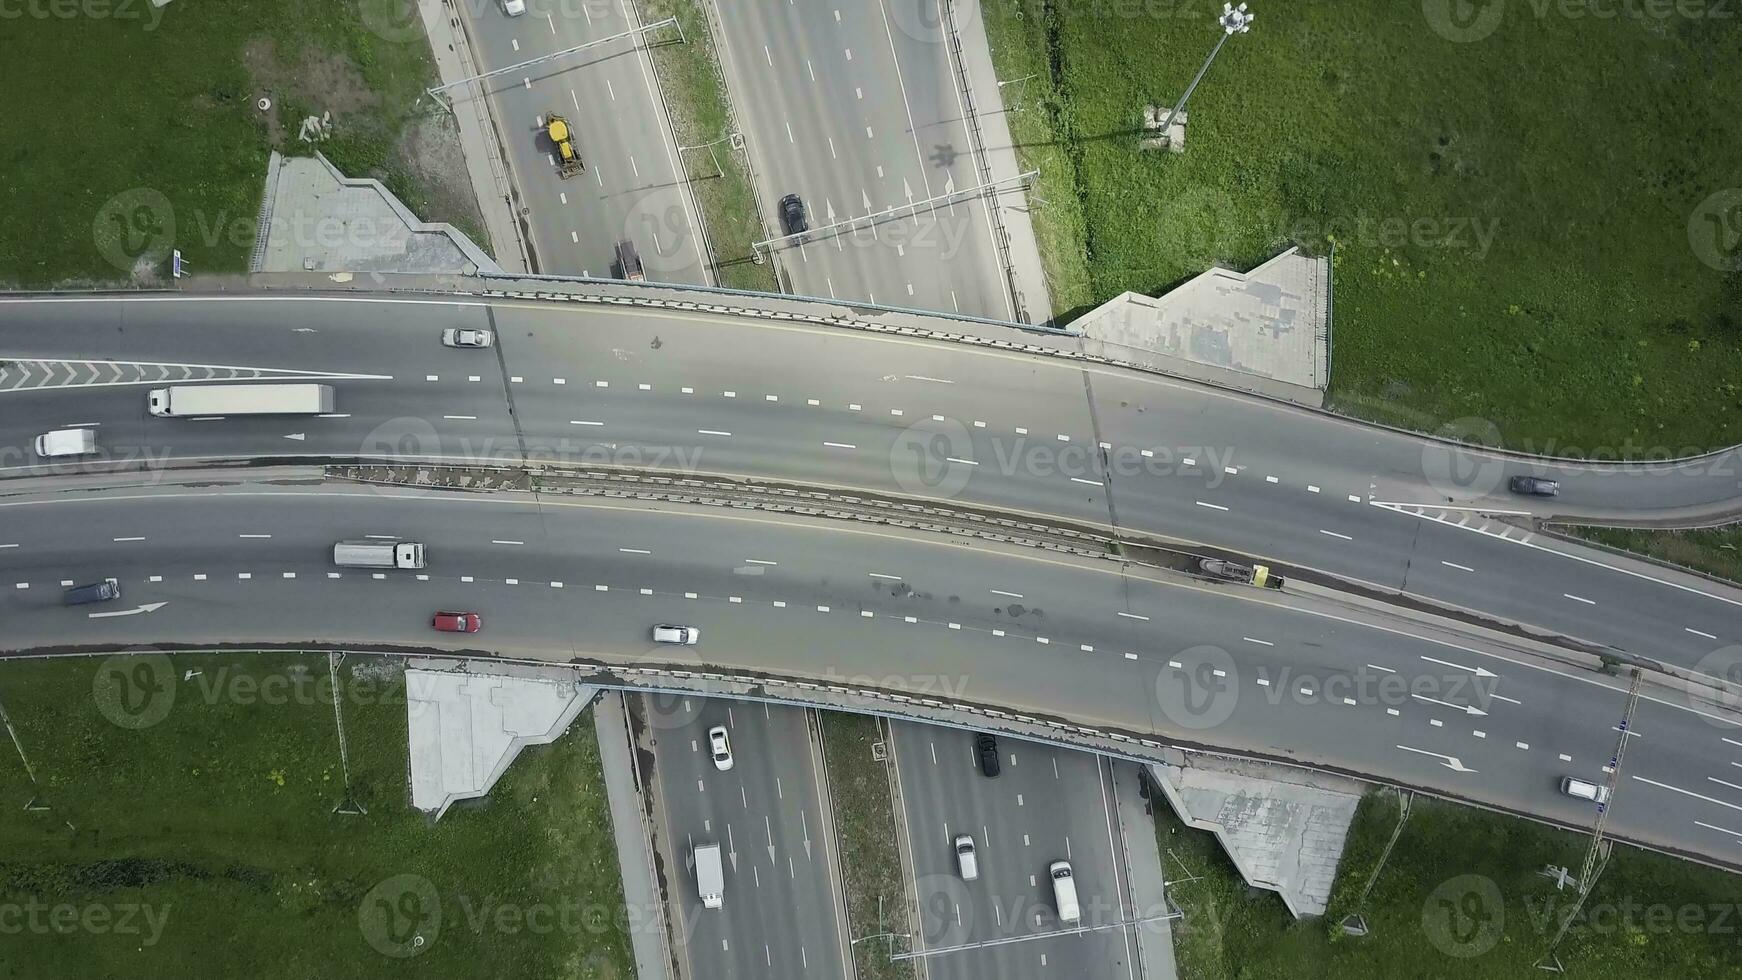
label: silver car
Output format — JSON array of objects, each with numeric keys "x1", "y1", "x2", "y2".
[
  {"x1": 653, "y1": 624, "x2": 700, "y2": 645},
  {"x1": 441, "y1": 328, "x2": 494, "y2": 349}
]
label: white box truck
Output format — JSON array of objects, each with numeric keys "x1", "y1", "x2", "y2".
[
  {"x1": 332, "y1": 540, "x2": 427, "y2": 570},
  {"x1": 148, "y1": 383, "x2": 335, "y2": 418},
  {"x1": 695, "y1": 843, "x2": 724, "y2": 910}
]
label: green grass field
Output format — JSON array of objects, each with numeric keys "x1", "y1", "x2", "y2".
[
  {"x1": 1568, "y1": 524, "x2": 1742, "y2": 585},
  {"x1": 982, "y1": 1, "x2": 1742, "y2": 453},
  {"x1": 0, "y1": 653, "x2": 632, "y2": 979},
  {"x1": 817, "y1": 712, "x2": 915, "y2": 980},
  {"x1": 1160, "y1": 789, "x2": 1742, "y2": 979},
  {"x1": 0, "y1": 0, "x2": 473, "y2": 286}
]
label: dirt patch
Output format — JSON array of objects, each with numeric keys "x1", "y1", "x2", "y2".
[
  {"x1": 396, "y1": 113, "x2": 486, "y2": 246},
  {"x1": 243, "y1": 37, "x2": 381, "y2": 147}
]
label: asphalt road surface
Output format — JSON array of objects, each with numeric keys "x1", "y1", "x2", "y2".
[
  {"x1": 2, "y1": 295, "x2": 1737, "y2": 678},
  {"x1": 890, "y1": 721, "x2": 1137, "y2": 980},
  {"x1": 714, "y1": 0, "x2": 1012, "y2": 317},
  {"x1": 459, "y1": 0, "x2": 708, "y2": 282},
  {"x1": 642, "y1": 694, "x2": 850, "y2": 980},
  {"x1": 2, "y1": 479, "x2": 1739, "y2": 869}
]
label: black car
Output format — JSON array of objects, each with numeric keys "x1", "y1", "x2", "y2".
[
  {"x1": 975, "y1": 734, "x2": 1000, "y2": 777},
  {"x1": 779, "y1": 193, "x2": 808, "y2": 239},
  {"x1": 1508, "y1": 475, "x2": 1560, "y2": 497},
  {"x1": 63, "y1": 578, "x2": 120, "y2": 605}
]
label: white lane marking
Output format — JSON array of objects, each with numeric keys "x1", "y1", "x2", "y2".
[
  {"x1": 149, "y1": 576, "x2": 162, "y2": 583},
  {"x1": 238, "y1": 534, "x2": 271, "y2": 539},
  {"x1": 698, "y1": 429, "x2": 733, "y2": 437},
  {"x1": 1441, "y1": 561, "x2": 1475, "y2": 572},
  {"x1": 946, "y1": 457, "x2": 977, "y2": 466},
  {"x1": 765, "y1": 394, "x2": 778, "y2": 401},
  {"x1": 1563, "y1": 593, "x2": 1597, "y2": 605},
  {"x1": 1307, "y1": 485, "x2": 1321, "y2": 493},
  {"x1": 619, "y1": 548, "x2": 651, "y2": 555},
  {"x1": 0, "y1": 544, "x2": 15, "y2": 549},
  {"x1": 1195, "y1": 501, "x2": 1229, "y2": 511},
  {"x1": 1347, "y1": 494, "x2": 1362, "y2": 503},
  {"x1": 817, "y1": 605, "x2": 830, "y2": 612},
  {"x1": 1243, "y1": 637, "x2": 1274, "y2": 646},
  {"x1": 1709, "y1": 776, "x2": 1742, "y2": 793},
  {"x1": 869, "y1": 573, "x2": 902, "y2": 580},
  {"x1": 443, "y1": 415, "x2": 477, "y2": 420},
  {"x1": 745, "y1": 559, "x2": 778, "y2": 566},
  {"x1": 193, "y1": 574, "x2": 206, "y2": 581},
  {"x1": 1634, "y1": 776, "x2": 1742, "y2": 813},
  {"x1": 641, "y1": 588, "x2": 654, "y2": 595},
  {"x1": 1118, "y1": 612, "x2": 1150, "y2": 621},
  {"x1": 1070, "y1": 477, "x2": 1101, "y2": 486},
  {"x1": 1057, "y1": 434, "x2": 1071, "y2": 442},
  {"x1": 1124, "y1": 653, "x2": 1138, "y2": 660},
  {"x1": 1516, "y1": 741, "x2": 1529, "y2": 750},
  {"x1": 238, "y1": 573, "x2": 252, "y2": 580},
  {"x1": 1386, "y1": 708, "x2": 1400, "y2": 716},
  {"x1": 1265, "y1": 475, "x2": 1279, "y2": 484},
  {"x1": 1319, "y1": 529, "x2": 1353, "y2": 540},
  {"x1": 1697, "y1": 821, "x2": 1742, "y2": 839},
  {"x1": 492, "y1": 540, "x2": 524, "y2": 546},
  {"x1": 824, "y1": 442, "x2": 856, "y2": 449},
  {"x1": 1687, "y1": 627, "x2": 1719, "y2": 640},
  {"x1": 641, "y1": 384, "x2": 653, "y2": 391},
  {"x1": 990, "y1": 589, "x2": 1024, "y2": 598},
  {"x1": 905, "y1": 375, "x2": 954, "y2": 384},
  {"x1": 1724, "y1": 738, "x2": 1742, "y2": 748},
  {"x1": 1365, "y1": 664, "x2": 1396, "y2": 673},
  {"x1": 1490, "y1": 694, "x2": 1522, "y2": 705},
  {"x1": 1559, "y1": 753, "x2": 1573, "y2": 762},
  {"x1": 724, "y1": 390, "x2": 735, "y2": 397},
  {"x1": 113, "y1": 536, "x2": 144, "y2": 542},
  {"x1": 682, "y1": 387, "x2": 694, "y2": 394},
  {"x1": 571, "y1": 420, "x2": 604, "y2": 426}
]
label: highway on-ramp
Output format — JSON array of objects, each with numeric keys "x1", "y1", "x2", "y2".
[
  {"x1": 2, "y1": 476, "x2": 1739, "y2": 869},
  {"x1": 2, "y1": 294, "x2": 1738, "y2": 678}
]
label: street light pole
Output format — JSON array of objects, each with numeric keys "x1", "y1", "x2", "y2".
[{"x1": 1157, "y1": 2, "x2": 1254, "y2": 148}]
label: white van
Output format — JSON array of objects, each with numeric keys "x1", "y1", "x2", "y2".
[
  {"x1": 1049, "y1": 860, "x2": 1080, "y2": 925},
  {"x1": 954, "y1": 835, "x2": 978, "y2": 881},
  {"x1": 34, "y1": 428, "x2": 97, "y2": 458},
  {"x1": 1560, "y1": 776, "x2": 1611, "y2": 804}
]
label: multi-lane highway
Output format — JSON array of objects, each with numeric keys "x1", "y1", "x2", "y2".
[
  {"x1": 2, "y1": 478, "x2": 1739, "y2": 868},
  {"x1": 641, "y1": 694, "x2": 850, "y2": 980},
  {"x1": 458, "y1": 0, "x2": 708, "y2": 281},
  {"x1": 891, "y1": 722, "x2": 1137, "y2": 980},
  {"x1": 714, "y1": 0, "x2": 1013, "y2": 316},
  {"x1": 2, "y1": 295, "x2": 1737, "y2": 678}
]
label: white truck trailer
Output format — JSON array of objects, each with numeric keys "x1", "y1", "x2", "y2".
[
  {"x1": 694, "y1": 843, "x2": 724, "y2": 910},
  {"x1": 332, "y1": 540, "x2": 427, "y2": 570},
  {"x1": 147, "y1": 383, "x2": 335, "y2": 417}
]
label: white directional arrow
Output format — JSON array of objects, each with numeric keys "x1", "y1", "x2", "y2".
[
  {"x1": 87, "y1": 601, "x2": 168, "y2": 620},
  {"x1": 764, "y1": 814, "x2": 776, "y2": 865},
  {"x1": 826, "y1": 198, "x2": 838, "y2": 223},
  {"x1": 284, "y1": 433, "x2": 306, "y2": 441},
  {"x1": 861, "y1": 188, "x2": 874, "y2": 214},
  {"x1": 1420, "y1": 655, "x2": 1496, "y2": 679},
  {"x1": 1411, "y1": 694, "x2": 1487, "y2": 717},
  {"x1": 1397, "y1": 744, "x2": 1477, "y2": 773},
  {"x1": 903, "y1": 177, "x2": 915, "y2": 205}
]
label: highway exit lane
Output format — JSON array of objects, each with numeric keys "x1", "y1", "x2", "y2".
[{"x1": 0, "y1": 483, "x2": 1738, "y2": 869}]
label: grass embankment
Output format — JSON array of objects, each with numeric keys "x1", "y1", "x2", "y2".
[
  {"x1": 1567, "y1": 525, "x2": 1742, "y2": 585},
  {"x1": 0, "y1": 0, "x2": 481, "y2": 286},
  {"x1": 0, "y1": 653, "x2": 631, "y2": 978},
  {"x1": 817, "y1": 712, "x2": 916, "y2": 980},
  {"x1": 638, "y1": 0, "x2": 778, "y2": 293},
  {"x1": 980, "y1": 1, "x2": 1742, "y2": 452},
  {"x1": 1159, "y1": 789, "x2": 1742, "y2": 979}
]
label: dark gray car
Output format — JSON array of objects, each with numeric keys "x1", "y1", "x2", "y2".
[
  {"x1": 64, "y1": 578, "x2": 120, "y2": 605},
  {"x1": 1509, "y1": 475, "x2": 1560, "y2": 497}
]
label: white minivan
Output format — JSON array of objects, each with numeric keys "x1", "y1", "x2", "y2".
[
  {"x1": 954, "y1": 835, "x2": 978, "y2": 881},
  {"x1": 1049, "y1": 860, "x2": 1080, "y2": 925},
  {"x1": 34, "y1": 428, "x2": 97, "y2": 458},
  {"x1": 1560, "y1": 776, "x2": 1611, "y2": 804}
]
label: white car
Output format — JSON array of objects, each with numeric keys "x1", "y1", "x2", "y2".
[
  {"x1": 954, "y1": 834, "x2": 978, "y2": 881},
  {"x1": 1560, "y1": 776, "x2": 1611, "y2": 804},
  {"x1": 441, "y1": 328, "x2": 494, "y2": 348},
  {"x1": 708, "y1": 726, "x2": 733, "y2": 771},
  {"x1": 503, "y1": 0, "x2": 526, "y2": 15},
  {"x1": 653, "y1": 624, "x2": 700, "y2": 645}
]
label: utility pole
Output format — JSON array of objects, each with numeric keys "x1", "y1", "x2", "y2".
[
  {"x1": 1156, "y1": 3, "x2": 1255, "y2": 151},
  {"x1": 1536, "y1": 669, "x2": 1642, "y2": 971}
]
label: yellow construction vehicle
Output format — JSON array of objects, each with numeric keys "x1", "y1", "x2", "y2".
[{"x1": 545, "y1": 113, "x2": 583, "y2": 179}]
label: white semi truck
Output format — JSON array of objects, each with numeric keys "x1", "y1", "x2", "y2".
[
  {"x1": 694, "y1": 843, "x2": 724, "y2": 910},
  {"x1": 332, "y1": 540, "x2": 427, "y2": 570},
  {"x1": 148, "y1": 383, "x2": 335, "y2": 417}
]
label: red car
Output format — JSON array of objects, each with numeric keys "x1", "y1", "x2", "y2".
[{"x1": 432, "y1": 611, "x2": 482, "y2": 633}]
